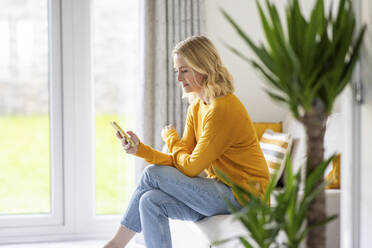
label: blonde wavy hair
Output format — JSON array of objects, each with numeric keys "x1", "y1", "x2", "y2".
[{"x1": 172, "y1": 35, "x2": 234, "y2": 104}]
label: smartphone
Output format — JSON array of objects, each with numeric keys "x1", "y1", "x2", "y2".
[{"x1": 110, "y1": 120, "x2": 136, "y2": 147}]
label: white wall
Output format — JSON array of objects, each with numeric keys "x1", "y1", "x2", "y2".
[{"x1": 204, "y1": 0, "x2": 288, "y2": 122}]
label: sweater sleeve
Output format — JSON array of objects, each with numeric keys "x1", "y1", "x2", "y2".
[
  {"x1": 163, "y1": 106, "x2": 197, "y2": 154},
  {"x1": 134, "y1": 107, "x2": 196, "y2": 167},
  {"x1": 164, "y1": 105, "x2": 234, "y2": 177},
  {"x1": 135, "y1": 142, "x2": 173, "y2": 166}
]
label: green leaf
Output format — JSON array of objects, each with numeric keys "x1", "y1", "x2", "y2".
[
  {"x1": 239, "y1": 237, "x2": 255, "y2": 248},
  {"x1": 250, "y1": 61, "x2": 287, "y2": 93},
  {"x1": 220, "y1": 9, "x2": 280, "y2": 76},
  {"x1": 305, "y1": 155, "x2": 334, "y2": 194},
  {"x1": 263, "y1": 171, "x2": 277, "y2": 205},
  {"x1": 300, "y1": 214, "x2": 339, "y2": 242},
  {"x1": 308, "y1": 214, "x2": 338, "y2": 230},
  {"x1": 303, "y1": 0, "x2": 325, "y2": 69},
  {"x1": 264, "y1": 89, "x2": 288, "y2": 104},
  {"x1": 257, "y1": 0, "x2": 295, "y2": 73},
  {"x1": 220, "y1": 41, "x2": 252, "y2": 64},
  {"x1": 212, "y1": 235, "x2": 248, "y2": 247},
  {"x1": 337, "y1": 25, "x2": 367, "y2": 91}
]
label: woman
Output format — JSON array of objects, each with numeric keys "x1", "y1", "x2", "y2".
[{"x1": 104, "y1": 35, "x2": 269, "y2": 248}]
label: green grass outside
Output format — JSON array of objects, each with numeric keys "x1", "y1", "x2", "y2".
[
  {"x1": 95, "y1": 114, "x2": 136, "y2": 214},
  {"x1": 0, "y1": 114, "x2": 135, "y2": 215}
]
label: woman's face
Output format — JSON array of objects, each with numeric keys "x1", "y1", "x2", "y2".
[{"x1": 173, "y1": 54, "x2": 204, "y2": 94}]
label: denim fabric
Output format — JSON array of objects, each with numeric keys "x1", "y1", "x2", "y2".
[{"x1": 120, "y1": 164, "x2": 242, "y2": 248}]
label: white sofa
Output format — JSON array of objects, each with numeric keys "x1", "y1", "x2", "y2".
[
  {"x1": 170, "y1": 113, "x2": 341, "y2": 248},
  {"x1": 170, "y1": 190, "x2": 339, "y2": 248}
]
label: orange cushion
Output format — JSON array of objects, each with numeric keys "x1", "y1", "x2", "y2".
[
  {"x1": 253, "y1": 122, "x2": 283, "y2": 140},
  {"x1": 325, "y1": 154, "x2": 341, "y2": 189}
]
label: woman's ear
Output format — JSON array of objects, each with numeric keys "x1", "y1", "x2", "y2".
[{"x1": 201, "y1": 74, "x2": 208, "y2": 86}]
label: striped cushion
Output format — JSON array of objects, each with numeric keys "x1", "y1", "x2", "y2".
[{"x1": 260, "y1": 129, "x2": 292, "y2": 184}]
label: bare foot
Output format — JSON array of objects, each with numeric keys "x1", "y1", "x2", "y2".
[
  {"x1": 104, "y1": 225, "x2": 135, "y2": 248},
  {"x1": 103, "y1": 240, "x2": 121, "y2": 248}
]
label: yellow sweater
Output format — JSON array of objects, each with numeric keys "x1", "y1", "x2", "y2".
[{"x1": 135, "y1": 93, "x2": 269, "y2": 205}]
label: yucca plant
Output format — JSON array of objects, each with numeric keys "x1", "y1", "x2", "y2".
[
  {"x1": 221, "y1": 0, "x2": 366, "y2": 247},
  {"x1": 214, "y1": 170, "x2": 280, "y2": 248},
  {"x1": 214, "y1": 157, "x2": 337, "y2": 248}
]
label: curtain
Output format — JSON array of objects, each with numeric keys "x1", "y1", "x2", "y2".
[{"x1": 135, "y1": 0, "x2": 205, "y2": 177}]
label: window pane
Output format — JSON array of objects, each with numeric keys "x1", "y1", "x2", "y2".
[
  {"x1": 0, "y1": 0, "x2": 50, "y2": 214},
  {"x1": 93, "y1": 0, "x2": 139, "y2": 215}
]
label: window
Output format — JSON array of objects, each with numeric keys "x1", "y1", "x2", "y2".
[
  {"x1": 0, "y1": 2, "x2": 50, "y2": 215},
  {"x1": 0, "y1": 0, "x2": 139, "y2": 242},
  {"x1": 93, "y1": 0, "x2": 139, "y2": 215},
  {"x1": 0, "y1": 0, "x2": 63, "y2": 231}
]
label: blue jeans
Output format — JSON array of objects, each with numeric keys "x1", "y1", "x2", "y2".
[{"x1": 120, "y1": 164, "x2": 242, "y2": 248}]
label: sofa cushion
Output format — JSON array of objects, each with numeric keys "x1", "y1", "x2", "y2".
[
  {"x1": 282, "y1": 113, "x2": 307, "y2": 174},
  {"x1": 325, "y1": 154, "x2": 341, "y2": 189},
  {"x1": 260, "y1": 129, "x2": 292, "y2": 185}
]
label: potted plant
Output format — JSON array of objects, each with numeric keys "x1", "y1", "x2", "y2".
[
  {"x1": 214, "y1": 157, "x2": 336, "y2": 248},
  {"x1": 221, "y1": 0, "x2": 366, "y2": 247}
]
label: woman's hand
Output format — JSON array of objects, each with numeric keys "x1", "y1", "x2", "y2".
[
  {"x1": 116, "y1": 131, "x2": 141, "y2": 155},
  {"x1": 161, "y1": 124, "x2": 176, "y2": 139}
]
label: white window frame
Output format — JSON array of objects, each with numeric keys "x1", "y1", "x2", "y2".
[
  {"x1": 0, "y1": 0, "x2": 125, "y2": 243},
  {"x1": 62, "y1": 0, "x2": 122, "y2": 235},
  {"x1": 340, "y1": 0, "x2": 366, "y2": 248},
  {"x1": 0, "y1": 0, "x2": 64, "y2": 235}
]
